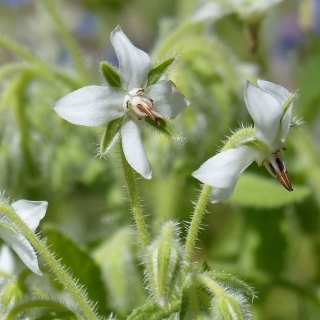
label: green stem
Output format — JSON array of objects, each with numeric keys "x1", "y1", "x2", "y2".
[
  {"x1": 120, "y1": 145, "x2": 150, "y2": 249},
  {"x1": 184, "y1": 184, "x2": 212, "y2": 266},
  {"x1": 3, "y1": 300, "x2": 77, "y2": 320},
  {"x1": 0, "y1": 203, "x2": 98, "y2": 320}
]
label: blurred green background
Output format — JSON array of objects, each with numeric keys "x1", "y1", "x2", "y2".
[{"x1": 0, "y1": 0, "x2": 319, "y2": 319}]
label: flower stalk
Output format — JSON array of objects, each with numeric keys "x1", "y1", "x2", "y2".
[
  {"x1": 120, "y1": 143, "x2": 150, "y2": 249},
  {"x1": 184, "y1": 184, "x2": 212, "y2": 267}
]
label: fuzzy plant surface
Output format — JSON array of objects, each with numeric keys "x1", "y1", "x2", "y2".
[{"x1": 0, "y1": 0, "x2": 319, "y2": 319}]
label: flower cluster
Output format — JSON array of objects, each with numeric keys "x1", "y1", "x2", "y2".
[{"x1": 192, "y1": 80, "x2": 298, "y2": 203}]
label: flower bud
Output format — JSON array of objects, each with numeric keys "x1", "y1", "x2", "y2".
[
  {"x1": 212, "y1": 293, "x2": 250, "y2": 320},
  {"x1": 145, "y1": 221, "x2": 183, "y2": 307}
]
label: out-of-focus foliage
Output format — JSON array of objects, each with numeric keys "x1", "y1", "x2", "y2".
[{"x1": 0, "y1": 0, "x2": 319, "y2": 319}]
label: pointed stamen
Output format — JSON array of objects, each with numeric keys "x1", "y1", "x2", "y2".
[
  {"x1": 269, "y1": 158, "x2": 293, "y2": 191},
  {"x1": 123, "y1": 88, "x2": 163, "y2": 125}
]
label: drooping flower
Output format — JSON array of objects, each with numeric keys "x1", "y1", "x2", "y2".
[
  {"x1": 53, "y1": 26, "x2": 189, "y2": 179},
  {"x1": 192, "y1": 79, "x2": 300, "y2": 203},
  {"x1": 0, "y1": 200, "x2": 48, "y2": 275}
]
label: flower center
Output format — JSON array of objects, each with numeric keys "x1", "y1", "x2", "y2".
[{"x1": 123, "y1": 88, "x2": 163, "y2": 125}]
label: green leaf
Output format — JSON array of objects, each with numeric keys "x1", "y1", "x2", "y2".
[
  {"x1": 42, "y1": 226, "x2": 109, "y2": 317},
  {"x1": 245, "y1": 208, "x2": 287, "y2": 275},
  {"x1": 145, "y1": 117, "x2": 180, "y2": 140},
  {"x1": 147, "y1": 57, "x2": 176, "y2": 86},
  {"x1": 100, "y1": 61, "x2": 121, "y2": 87},
  {"x1": 227, "y1": 172, "x2": 311, "y2": 208},
  {"x1": 100, "y1": 117, "x2": 123, "y2": 155}
]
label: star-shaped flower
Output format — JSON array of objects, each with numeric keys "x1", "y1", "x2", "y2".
[
  {"x1": 53, "y1": 26, "x2": 189, "y2": 179},
  {"x1": 0, "y1": 200, "x2": 47, "y2": 275},
  {"x1": 192, "y1": 79, "x2": 299, "y2": 203}
]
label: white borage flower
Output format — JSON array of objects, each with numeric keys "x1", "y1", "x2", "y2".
[
  {"x1": 0, "y1": 200, "x2": 48, "y2": 275},
  {"x1": 53, "y1": 25, "x2": 189, "y2": 179},
  {"x1": 192, "y1": 79, "x2": 299, "y2": 203}
]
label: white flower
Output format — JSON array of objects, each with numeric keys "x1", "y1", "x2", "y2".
[
  {"x1": 53, "y1": 26, "x2": 189, "y2": 179},
  {"x1": 0, "y1": 200, "x2": 47, "y2": 275},
  {"x1": 192, "y1": 79, "x2": 297, "y2": 203}
]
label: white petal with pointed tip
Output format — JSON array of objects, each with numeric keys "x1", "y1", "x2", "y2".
[
  {"x1": 146, "y1": 81, "x2": 189, "y2": 119},
  {"x1": 192, "y1": 146, "x2": 257, "y2": 189},
  {"x1": 53, "y1": 86, "x2": 124, "y2": 127},
  {"x1": 257, "y1": 79, "x2": 291, "y2": 106},
  {"x1": 0, "y1": 228, "x2": 42, "y2": 275},
  {"x1": 257, "y1": 80, "x2": 295, "y2": 142},
  {"x1": 12, "y1": 200, "x2": 48, "y2": 231},
  {"x1": 111, "y1": 26, "x2": 151, "y2": 90},
  {"x1": 121, "y1": 117, "x2": 152, "y2": 179},
  {"x1": 244, "y1": 81, "x2": 283, "y2": 145}
]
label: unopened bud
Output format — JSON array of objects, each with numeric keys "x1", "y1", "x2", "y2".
[{"x1": 145, "y1": 221, "x2": 183, "y2": 306}]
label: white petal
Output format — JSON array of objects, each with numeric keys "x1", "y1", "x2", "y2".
[
  {"x1": 145, "y1": 81, "x2": 189, "y2": 119},
  {"x1": 280, "y1": 103, "x2": 293, "y2": 141},
  {"x1": 244, "y1": 81, "x2": 283, "y2": 145},
  {"x1": 0, "y1": 228, "x2": 42, "y2": 275},
  {"x1": 257, "y1": 79, "x2": 295, "y2": 141},
  {"x1": 53, "y1": 86, "x2": 124, "y2": 127},
  {"x1": 210, "y1": 185, "x2": 236, "y2": 204},
  {"x1": 111, "y1": 26, "x2": 151, "y2": 90},
  {"x1": 192, "y1": 146, "x2": 257, "y2": 189},
  {"x1": 121, "y1": 117, "x2": 152, "y2": 179},
  {"x1": 12, "y1": 200, "x2": 48, "y2": 231},
  {"x1": 0, "y1": 245, "x2": 15, "y2": 274},
  {"x1": 257, "y1": 79, "x2": 291, "y2": 106}
]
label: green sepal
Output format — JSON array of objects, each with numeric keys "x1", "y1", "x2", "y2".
[
  {"x1": 147, "y1": 57, "x2": 176, "y2": 86},
  {"x1": 100, "y1": 117, "x2": 123, "y2": 156},
  {"x1": 145, "y1": 221, "x2": 183, "y2": 306},
  {"x1": 206, "y1": 271, "x2": 256, "y2": 301},
  {"x1": 127, "y1": 299, "x2": 181, "y2": 320},
  {"x1": 215, "y1": 295, "x2": 247, "y2": 320},
  {"x1": 100, "y1": 61, "x2": 121, "y2": 87},
  {"x1": 145, "y1": 117, "x2": 180, "y2": 140},
  {"x1": 42, "y1": 226, "x2": 110, "y2": 316}
]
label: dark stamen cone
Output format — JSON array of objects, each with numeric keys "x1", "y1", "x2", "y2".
[
  {"x1": 269, "y1": 159, "x2": 293, "y2": 191},
  {"x1": 275, "y1": 169, "x2": 293, "y2": 191}
]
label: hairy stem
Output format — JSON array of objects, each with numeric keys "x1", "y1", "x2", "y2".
[
  {"x1": 184, "y1": 184, "x2": 212, "y2": 266},
  {"x1": 3, "y1": 300, "x2": 77, "y2": 320},
  {"x1": 120, "y1": 145, "x2": 150, "y2": 249}
]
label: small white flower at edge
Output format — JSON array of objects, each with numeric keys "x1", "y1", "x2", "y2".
[
  {"x1": 192, "y1": 79, "x2": 298, "y2": 203},
  {"x1": 53, "y1": 26, "x2": 189, "y2": 179},
  {"x1": 0, "y1": 200, "x2": 48, "y2": 275}
]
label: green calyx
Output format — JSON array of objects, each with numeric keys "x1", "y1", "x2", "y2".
[
  {"x1": 145, "y1": 221, "x2": 183, "y2": 307},
  {"x1": 221, "y1": 126, "x2": 257, "y2": 152},
  {"x1": 100, "y1": 117, "x2": 123, "y2": 156},
  {"x1": 147, "y1": 56, "x2": 177, "y2": 86},
  {"x1": 100, "y1": 61, "x2": 121, "y2": 87}
]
